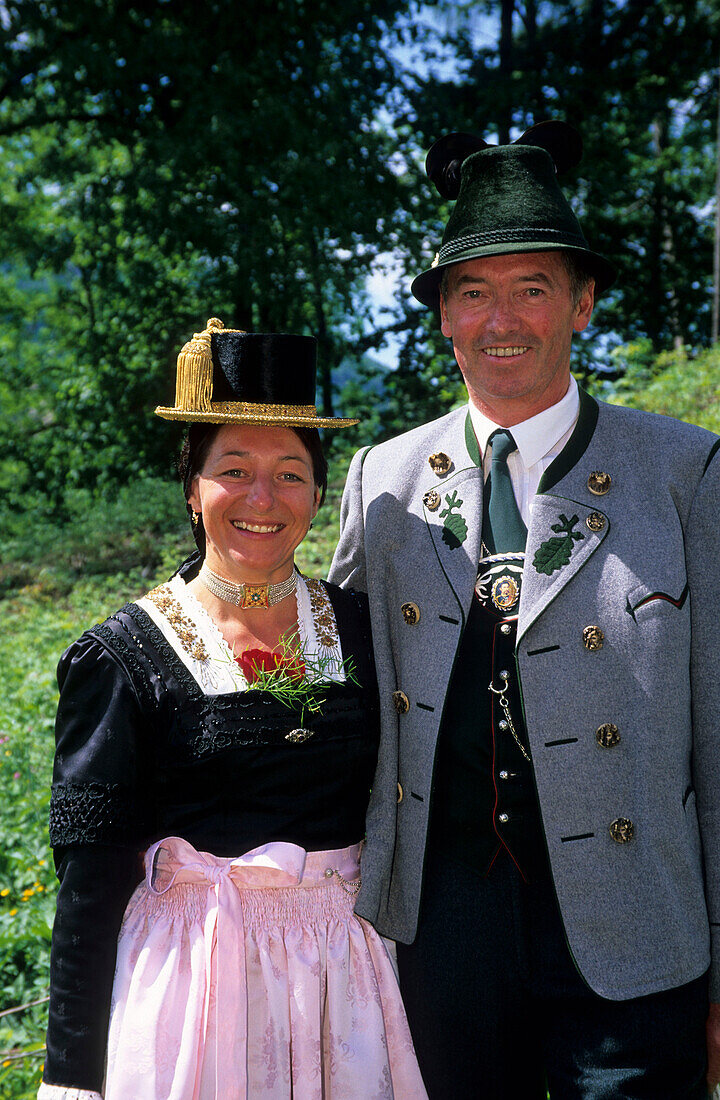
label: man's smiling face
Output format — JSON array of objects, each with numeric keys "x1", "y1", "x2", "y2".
[{"x1": 439, "y1": 251, "x2": 594, "y2": 425}]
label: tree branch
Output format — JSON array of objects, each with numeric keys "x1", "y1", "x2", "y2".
[{"x1": 0, "y1": 110, "x2": 107, "y2": 137}]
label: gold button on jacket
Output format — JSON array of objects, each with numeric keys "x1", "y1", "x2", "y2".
[
  {"x1": 392, "y1": 690, "x2": 410, "y2": 715},
  {"x1": 583, "y1": 625, "x2": 605, "y2": 651},
  {"x1": 428, "y1": 452, "x2": 452, "y2": 476},
  {"x1": 596, "y1": 723, "x2": 621, "y2": 748},
  {"x1": 610, "y1": 817, "x2": 634, "y2": 843},
  {"x1": 401, "y1": 602, "x2": 420, "y2": 625},
  {"x1": 586, "y1": 512, "x2": 606, "y2": 532},
  {"x1": 587, "y1": 471, "x2": 612, "y2": 495}
]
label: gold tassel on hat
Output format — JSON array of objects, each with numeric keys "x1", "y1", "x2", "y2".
[
  {"x1": 173, "y1": 317, "x2": 226, "y2": 413},
  {"x1": 155, "y1": 316, "x2": 359, "y2": 427}
]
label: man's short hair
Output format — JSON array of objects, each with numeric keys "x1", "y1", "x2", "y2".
[
  {"x1": 438, "y1": 250, "x2": 593, "y2": 308},
  {"x1": 560, "y1": 252, "x2": 593, "y2": 307}
]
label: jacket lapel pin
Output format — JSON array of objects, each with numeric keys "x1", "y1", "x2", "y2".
[
  {"x1": 587, "y1": 471, "x2": 611, "y2": 495},
  {"x1": 439, "y1": 489, "x2": 468, "y2": 549},
  {"x1": 533, "y1": 513, "x2": 585, "y2": 576},
  {"x1": 428, "y1": 452, "x2": 453, "y2": 477}
]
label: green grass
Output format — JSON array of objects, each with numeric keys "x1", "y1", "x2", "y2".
[{"x1": 0, "y1": 459, "x2": 348, "y2": 1097}]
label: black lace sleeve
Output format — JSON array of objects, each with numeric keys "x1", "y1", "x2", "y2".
[{"x1": 49, "y1": 634, "x2": 154, "y2": 849}]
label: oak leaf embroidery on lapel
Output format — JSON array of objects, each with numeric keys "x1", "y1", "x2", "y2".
[
  {"x1": 533, "y1": 513, "x2": 585, "y2": 576},
  {"x1": 439, "y1": 489, "x2": 468, "y2": 550}
]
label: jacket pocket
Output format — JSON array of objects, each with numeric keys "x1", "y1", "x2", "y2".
[{"x1": 626, "y1": 579, "x2": 689, "y2": 624}]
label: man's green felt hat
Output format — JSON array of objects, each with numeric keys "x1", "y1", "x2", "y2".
[{"x1": 411, "y1": 121, "x2": 616, "y2": 309}]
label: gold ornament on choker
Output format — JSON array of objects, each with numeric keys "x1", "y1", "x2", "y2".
[{"x1": 199, "y1": 562, "x2": 297, "y2": 609}]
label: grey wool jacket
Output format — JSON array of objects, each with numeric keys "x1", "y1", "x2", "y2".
[{"x1": 328, "y1": 390, "x2": 720, "y2": 1002}]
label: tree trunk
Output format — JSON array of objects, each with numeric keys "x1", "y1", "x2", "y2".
[
  {"x1": 308, "y1": 232, "x2": 335, "y2": 419},
  {"x1": 650, "y1": 113, "x2": 684, "y2": 350},
  {"x1": 713, "y1": 54, "x2": 720, "y2": 344},
  {"x1": 521, "y1": 0, "x2": 545, "y2": 119},
  {"x1": 497, "y1": 0, "x2": 515, "y2": 145}
]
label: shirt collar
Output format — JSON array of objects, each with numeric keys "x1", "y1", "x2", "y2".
[{"x1": 467, "y1": 376, "x2": 580, "y2": 468}]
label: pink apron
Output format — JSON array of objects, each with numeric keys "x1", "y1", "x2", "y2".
[{"x1": 105, "y1": 837, "x2": 427, "y2": 1099}]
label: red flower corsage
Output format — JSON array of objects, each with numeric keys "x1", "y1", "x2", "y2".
[{"x1": 236, "y1": 648, "x2": 305, "y2": 682}]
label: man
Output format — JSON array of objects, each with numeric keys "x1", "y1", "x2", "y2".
[{"x1": 329, "y1": 122, "x2": 720, "y2": 1098}]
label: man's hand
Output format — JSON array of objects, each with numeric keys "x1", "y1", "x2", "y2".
[{"x1": 706, "y1": 1002, "x2": 720, "y2": 1091}]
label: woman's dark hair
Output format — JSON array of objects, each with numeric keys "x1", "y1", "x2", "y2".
[{"x1": 177, "y1": 423, "x2": 329, "y2": 554}]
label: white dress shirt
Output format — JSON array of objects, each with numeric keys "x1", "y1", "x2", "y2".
[{"x1": 467, "y1": 377, "x2": 580, "y2": 525}]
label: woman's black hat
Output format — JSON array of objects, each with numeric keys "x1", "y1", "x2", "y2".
[{"x1": 156, "y1": 319, "x2": 357, "y2": 428}]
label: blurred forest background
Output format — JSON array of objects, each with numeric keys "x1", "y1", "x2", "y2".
[{"x1": 1, "y1": 0, "x2": 720, "y2": 1093}]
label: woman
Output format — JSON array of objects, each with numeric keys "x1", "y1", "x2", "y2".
[{"x1": 39, "y1": 320, "x2": 426, "y2": 1100}]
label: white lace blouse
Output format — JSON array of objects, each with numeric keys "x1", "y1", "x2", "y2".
[{"x1": 137, "y1": 570, "x2": 347, "y2": 693}]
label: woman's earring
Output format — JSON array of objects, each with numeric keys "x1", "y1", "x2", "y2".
[{"x1": 191, "y1": 511, "x2": 200, "y2": 527}]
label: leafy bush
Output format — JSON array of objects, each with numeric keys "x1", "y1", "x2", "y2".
[
  {"x1": 1, "y1": 477, "x2": 190, "y2": 595},
  {"x1": 608, "y1": 344, "x2": 720, "y2": 433}
]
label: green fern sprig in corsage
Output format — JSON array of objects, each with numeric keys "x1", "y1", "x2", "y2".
[{"x1": 235, "y1": 631, "x2": 358, "y2": 725}]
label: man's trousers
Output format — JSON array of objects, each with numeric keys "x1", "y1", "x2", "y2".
[{"x1": 396, "y1": 844, "x2": 709, "y2": 1099}]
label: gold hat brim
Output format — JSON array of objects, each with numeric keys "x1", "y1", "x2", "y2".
[{"x1": 155, "y1": 404, "x2": 359, "y2": 429}]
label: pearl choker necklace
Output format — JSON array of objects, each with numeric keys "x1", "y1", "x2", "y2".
[{"x1": 199, "y1": 562, "x2": 297, "y2": 609}]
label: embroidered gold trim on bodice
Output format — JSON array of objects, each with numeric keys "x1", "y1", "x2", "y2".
[
  {"x1": 146, "y1": 584, "x2": 210, "y2": 662},
  {"x1": 145, "y1": 576, "x2": 340, "y2": 667}
]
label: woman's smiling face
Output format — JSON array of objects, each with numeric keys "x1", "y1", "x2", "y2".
[{"x1": 188, "y1": 424, "x2": 320, "y2": 584}]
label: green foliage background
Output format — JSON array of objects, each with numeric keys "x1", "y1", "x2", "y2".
[
  {"x1": 2, "y1": 0, "x2": 720, "y2": 1093},
  {"x1": 2, "y1": 0, "x2": 720, "y2": 519}
]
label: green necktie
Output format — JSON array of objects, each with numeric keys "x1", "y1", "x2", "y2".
[{"x1": 481, "y1": 429, "x2": 528, "y2": 554}]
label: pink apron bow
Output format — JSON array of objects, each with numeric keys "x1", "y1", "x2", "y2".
[{"x1": 144, "y1": 836, "x2": 307, "y2": 1099}]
